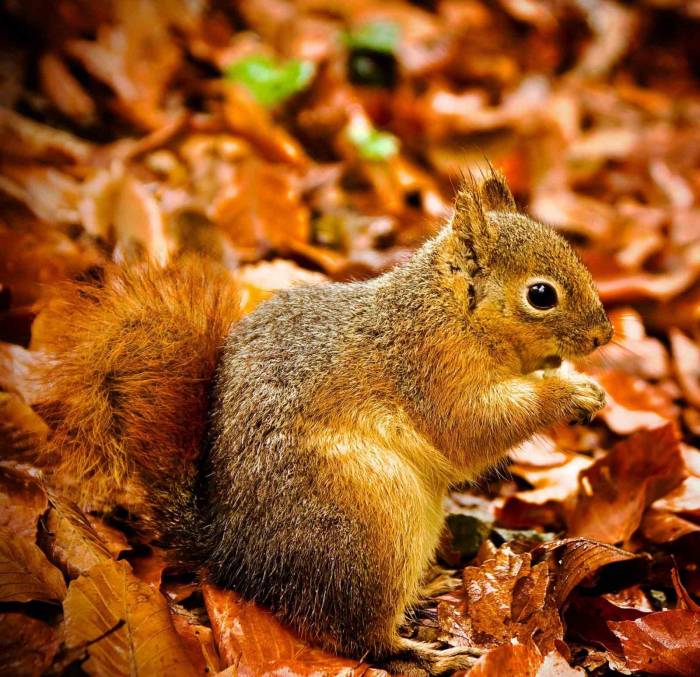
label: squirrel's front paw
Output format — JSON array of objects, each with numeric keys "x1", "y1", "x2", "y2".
[{"x1": 565, "y1": 372, "x2": 606, "y2": 424}]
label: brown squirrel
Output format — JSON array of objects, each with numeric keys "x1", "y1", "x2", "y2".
[{"x1": 34, "y1": 171, "x2": 612, "y2": 675}]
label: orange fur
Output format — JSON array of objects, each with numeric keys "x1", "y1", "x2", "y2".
[{"x1": 34, "y1": 256, "x2": 240, "y2": 508}]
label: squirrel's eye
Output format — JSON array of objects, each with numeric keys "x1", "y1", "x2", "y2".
[{"x1": 527, "y1": 283, "x2": 558, "y2": 310}]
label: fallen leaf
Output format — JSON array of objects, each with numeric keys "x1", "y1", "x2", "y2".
[
  {"x1": 640, "y1": 508, "x2": 700, "y2": 546},
  {"x1": 651, "y1": 476, "x2": 700, "y2": 518},
  {"x1": 236, "y1": 259, "x2": 326, "y2": 315},
  {"x1": 439, "y1": 543, "x2": 563, "y2": 653},
  {"x1": 467, "y1": 638, "x2": 542, "y2": 677},
  {"x1": 567, "y1": 424, "x2": 686, "y2": 543},
  {"x1": 223, "y1": 83, "x2": 309, "y2": 166},
  {"x1": 672, "y1": 568, "x2": 700, "y2": 612},
  {"x1": 595, "y1": 308, "x2": 670, "y2": 381},
  {"x1": 0, "y1": 612, "x2": 61, "y2": 676},
  {"x1": 0, "y1": 163, "x2": 82, "y2": 224},
  {"x1": 565, "y1": 593, "x2": 648, "y2": 654},
  {"x1": 41, "y1": 492, "x2": 113, "y2": 578},
  {"x1": 538, "y1": 538, "x2": 646, "y2": 607},
  {"x1": 202, "y1": 583, "x2": 383, "y2": 675},
  {"x1": 609, "y1": 609, "x2": 700, "y2": 676},
  {"x1": 65, "y1": 0, "x2": 183, "y2": 129},
  {"x1": 171, "y1": 607, "x2": 222, "y2": 675},
  {"x1": 0, "y1": 342, "x2": 41, "y2": 402},
  {"x1": 0, "y1": 393, "x2": 47, "y2": 460},
  {"x1": 63, "y1": 559, "x2": 196, "y2": 676},
  {"x1": 214, "y1": 158, "x2": 310, "y2": 261},
  {"x1": 597, "y1": 370, "x2": 677, "y2": 435},
  {"x1": 670, "y1": 328, "x2": 700, "y2": 408},
  {"x1": 85, "y1": 516, "x2": 131, "y2": 559},
  {"x1": 0, "y1": 526, "x2": 67, "y2": 602},
  {"x1": 0, "y1": 108, "x2": 93, "y2": 163},
  {"x1": 38, "y1": 52, "x2": 96, "y2": 125},
  {"x1": 0, "y1": 462, "x2": 47, "y2": 539},
  {"x1": 112, "y1": 176, "x2": 171, "y2": 264}
]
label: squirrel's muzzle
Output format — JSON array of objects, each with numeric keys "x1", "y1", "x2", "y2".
[{"x1": 590, "y1": 316, "x2": 614, "y2": 351}]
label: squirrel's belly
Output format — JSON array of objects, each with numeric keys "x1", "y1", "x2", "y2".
[{"x1": 306, "y1": 414, "x2": 449, "y2": 606}]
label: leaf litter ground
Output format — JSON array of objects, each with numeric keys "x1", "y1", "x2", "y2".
[{"x1": 1, "y1": 1, "x2": 700, "y2": 675}]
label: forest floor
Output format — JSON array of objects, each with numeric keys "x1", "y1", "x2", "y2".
[{"x1": 1, "y1": 1, "x2": 700, "y2": 675}]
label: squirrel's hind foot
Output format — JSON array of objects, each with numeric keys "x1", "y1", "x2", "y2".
[
  {"x1": 417, "y1": 566, "x2": 461, "y2": 600},
  {"x1": 380, "y1": 639, "x2": 484, "y2": 676}
]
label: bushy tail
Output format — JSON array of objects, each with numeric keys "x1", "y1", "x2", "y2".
[{"x1": 34, "y1": 255, "x2": 240, "y2": 535}]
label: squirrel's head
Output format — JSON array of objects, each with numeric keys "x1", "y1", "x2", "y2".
[{"x1": 436, "y1": 171, "x2": 613, "y2": 373}]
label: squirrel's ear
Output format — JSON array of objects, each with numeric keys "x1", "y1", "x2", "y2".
[
  {"x1": 480, "y1": 169, "x2": 517, "y2": 212},
  {"x1": 452, "y1": 176, "x2": 496, "y2": 263}
]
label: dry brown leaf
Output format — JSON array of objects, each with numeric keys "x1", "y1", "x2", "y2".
[
  {"x1": 112, "y1": 176, "x2": 171, "y2": 264},
  {"x1": 595, "y1": 265, "x2": 700, "y2": 305},
  {"x1": 670, "y1": 328, "x2": 700, "y2": 408},
  {"x1": 565, "y1": 593, "x2": 648, "y2": 654},
  {"x1": 0, "y1": 612, "x2": 61, "y2": 677},
  {"x1": 38, "y1": 53, "x2": 96, "y2": 125},
  {"x1": 498, "y1": 453, "x2": 592, "y2": 529},
  {"x1": 65, "y1": 0, "x2": 183, "y2": 130},
  {"x1": 0, "y1": 216, "x2": 103, "y2": 308},
  {"x1": 567, "y1": 424, "x2": 686, "y2": 543},
  {"x1": 540, "y1": 538, "x2": 645, "y2": 607},
  {"x1": 640, "y1": 507, "x2": 700, "y2": 546},
  {"x1": 596, "y1": 308, "x2": 670, "y2": 381},
  {"x1": 63, "y1": 559, "x2": 196, "y2": 676},
  {"x1": 0, "y1": 463, "x2": 47, "y2": 539},
  {"x1": 651, "y1": 476, "x2": 700, "y2": 518},
  {"x1": 508, "y1": 436, "x2": 570, "y2": 467},
  {"x1": 609, "y1": 610, "x2": 700, "y2": 676},
  {"x1": 85, "y1": 516, "x2": 131, "y2": 559},
  {"x1": 41, "y1": 492, "x2": 113, "y2": 578},
  {"x1": 223, "y1": 83, "x2": 309, "y2": 166},
  {"x1": 214, "y1": 158, "x2": 310, "y2": 261},
  {"x1": 236, "y1": 259, "x2": 326, "y2": 314},
  {"x1": 467, "y1": 638, "x2": 543, "y2": 677},
  {"x1": 0, "y1": 163, "x2": 82, "y2": 224},
  {"x1": 171, "y1": 607, "x2": 222, "y2": 675},
  {"x1": 202, "y1": 583, "x2": 384, "y2": 675},
  {"x1": 597, "y1": 370, "x2": 677, "y2": 435},
  {"x1": 0, "y1": 342, "x2": 40, "y2": 402},
  {"x1": 672, "y1": 568, "x2": 700, "y2": 613},
  {"x1": 0, "y1": 108, "x2": 93, "y2": 163},
  {"x1": 439, "y1": 543, "x2": 563, "y2": 653},
  {"x1": 0, "y1": 526, "x2": 67, "y2": 602},
  {"x1": 0, "y1": 394, "x2": 48, "y2": 460}
]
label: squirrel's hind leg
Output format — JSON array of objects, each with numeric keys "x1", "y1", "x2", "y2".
[{"x1": 379, "y1": 637, "x2": 484, "y2": 676}]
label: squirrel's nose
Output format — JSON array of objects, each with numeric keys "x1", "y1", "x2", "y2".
[{"x1": 591, "y1": 319, "x2": 614, "y2": 350}]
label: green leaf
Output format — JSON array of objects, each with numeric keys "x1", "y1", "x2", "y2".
[
  {"x1": 344, "y1": 20, "x2": 400, "y2": 54},
  {"x1": 224, "y1": 55, "x2": 315, "y2": 108},
  {"x1": 346, "y1": 119, "x2": 399, "y2": 162}
]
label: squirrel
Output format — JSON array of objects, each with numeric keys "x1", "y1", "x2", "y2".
[{"x1": 33, "y1": 170, "x2": 612, "y2": 676}]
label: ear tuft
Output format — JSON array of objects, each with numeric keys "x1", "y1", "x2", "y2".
[
  {"x1": 480, "y1": 166, "x2": 517, "y2": 212},
  {"x1": 452, "y1": 172, "x2": 495, "y2": 265}
]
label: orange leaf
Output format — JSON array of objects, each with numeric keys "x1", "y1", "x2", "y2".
[
  {"x1": 63, "y1": 559, "x2": 197, "y2": 676},
  {"x1": 609, "y1": 610, "x2": 700, "y2": 676},
  {"x1": 0, "y1": 527, "x2": 67, "y2": 602},
  {"x1": 566, "y1": 424, "x2": 686, "y2": 543},
  {"x1": 202, "y1": 583, "x2": 385, "y2": 676}
]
